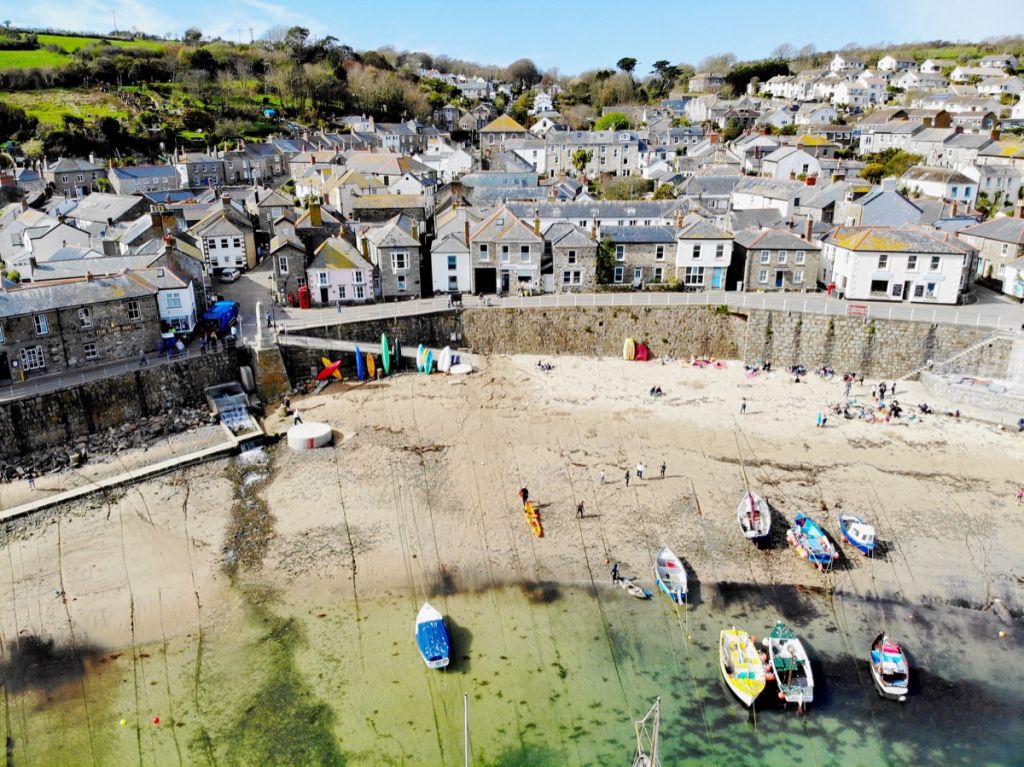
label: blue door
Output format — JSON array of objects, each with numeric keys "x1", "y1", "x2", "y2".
[{"x1": 711, "y1": 267, "x2": 723, "y2": 289}]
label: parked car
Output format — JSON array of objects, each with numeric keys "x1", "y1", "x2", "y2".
[{"x1": 219, "y1": 268, "x2": 241, "y2": 283}]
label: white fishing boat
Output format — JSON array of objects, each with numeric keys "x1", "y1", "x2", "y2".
[
  {"x1": 653, "y1": 546, "x2": 687, "y2": 603},
  {"x1": 415, "y1": 602, "x2": 450, "y2": 669},
  {"x1": 737, "y1": 491, "x2": 771, "y2": 542},
  {"x1": 765, "y1": 621, "x2": 814, "y2": 708},
  {"x1": 870, "y1": 632, "x2": 909, "y2": 702},
  {"x1": 631, "y1": 697, "x2": 661, "y2": 767}
]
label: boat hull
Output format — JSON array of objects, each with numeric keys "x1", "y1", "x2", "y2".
[
  {"x1": 766, "y1": 622, "x2": 814, "y2": 706},
  {"x1": 653, "y1": 546, "x2": 687, "y2": 603},
  {"x1": 738, "y1": 492, "x2": 771, "y2": 542},
  {"x1": 839, "y1": 515, "x2": 876, "y2": 556},
  {"x1": 415, "y1": 603, "x2": 451, "y2": 669},
  {"x1": 870, "y1": 633, "x2": 909, "y2": 702},
  {"x1": 787, "y1": 514, "x2": 837, "y2": 567},
  {"x1": 720, "y1": 628, "x2": 766, "y2": 708}
]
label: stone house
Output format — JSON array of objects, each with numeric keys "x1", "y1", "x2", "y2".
[
  {"x1": 173, "y1": 150, "x2": 225, "y2": 188},
  {"x1": 543, "y1": 222, "x2": 597, "y2": 293},
  {"x1": 244, "y1": 188, "x2": 294, "y2": 236},
  {"x1": 545, "y1": 130, "x2": 644, "y2": 178},
  {"x1": 956, "y1": 214, "x2": 1024, "y2": 283},
  {"x1": 42, "y1": 157, "x2": 106, "y2": 199},
  {"x1": 0, "y1": 273, "x2": 161, "y2": 383},
  {"x1": 601, "y1": 226, "x2": 677, "y2": 287},
  {"x1": 190, "y1": 197, "x2": 258, "y2": 272},
  {"x1": 360, "y1": 214, "x2": 423, "y2": 299},
  {"x1": 469, "y1": 206, "x2": 544, "y2": 295},
  {"x1": 734, "y1": 224, "x2": 821, "y2": 292},
  {"x1": 479, "y1": 115, "x2": 529, "y2": 148},
  {"x1": 108, "y1": 164, "x2": 179, "y2": 195},
  {"x1": 295, "y1": 203, "x2": 343, "y2": 256},
  {"x1": 267, "y1": 222, "x2": 308, "y2": 303}
]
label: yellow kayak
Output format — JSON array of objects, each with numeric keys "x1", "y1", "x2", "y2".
[{"x1": 720, "y1": 627, "x2": 766, "y2": 707}]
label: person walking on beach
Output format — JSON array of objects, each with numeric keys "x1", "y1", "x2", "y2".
[
  {"x1": 600, "y1": 469, "x2": 605, "y2": 485},
  {"x1": 636, "y1": 462, "x2": 644, "y2": 481},
  {"x1": 293, "y1": 408, "x2": 303, "y2": 425},
  {"x1": 879, "y1": 381, "x2": 887, "y2": 399},
  {"x1": 1017, "y1": 486, "x2": 1024, "y2": 504},
  {"x1": 26, "y1": 470, "x2": 35, "y2": 491},
  {"x1": 660, "y1": 461, "x2": 666, "y2": 479},
  {"x1": 576, "y1": 501, "x2": 585, "y2": 519},
  {"x1": 611, "y1": 562, "x2": 620, "y2": 583},
  {"x1": 740, "y1": 397, "x2": 747, "y2": 415},
  {"x1": 891, "y1": 381, "x2": 897, "y2": 397},
  {"x1": 858, "y1": 372, "x2": 865, "y2": 386},
  {"x1": 844, "y1": 379, "x2": 852, "y2": 398},
  {"x1": 519, "y1": 487, "x2": 529, "y2": 506},
  {"x1": 624, "y1": 469, "x2": 630, "y2": 487}
]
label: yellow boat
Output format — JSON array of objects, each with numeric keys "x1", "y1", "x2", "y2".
[
  {"x1": 523, "y1": 501, "x2": 543, "y2": 537},
  {"x1": 719, "y1": 627, "x2": 766, "y2": 707}
]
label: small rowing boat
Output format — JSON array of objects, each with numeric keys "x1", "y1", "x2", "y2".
[
  {"x1": 786, "y1": 513, "x2": 837, "y2": 570},
  {"x1": 765, "y1": 621, "x2": 814, "y2": 708},
  {"x1": 415, "y1": 602, "x2": 450, "y2": 669},
  {"x1": 870, "y1": 632, "x2": 909, "y2": 702},
  {"x1": 618, "y1": 577, "x2": 651, "y2": 600},
  {"x1": 720, "y1": 627, "x2": 766, "y2": 707},
  {"x1": 737, "y1": 491, "x2": 771, "y2": 542},
  {"x1": 653, "y1": 546, "x2": 687, "y2": 603},
  {"x1": 838, "y1": 514, "x2": 876, "y2": 556}
]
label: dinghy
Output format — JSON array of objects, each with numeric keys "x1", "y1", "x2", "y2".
[
  {"x1": 720, "y1": 627, "x2": 766, "y2": 707},
  {"x1": 786, "y1": 513, "x2": 838, "y2": 570},
  {"x1": 653, "y1": 546, "x2": 687, "y2": 603},
  {"x1": 838, "y1": 514, "x2": 876, "y2": 556},
  {"x1": 618, "y1": 577, "x2": 651, "y2": 600},
  {"x1": 738, "y1": 492, "x2": 771, "y2": 542},
  {"x1": 415, "y1": 602, "x2": 450, "y2": 669},
  {"x1": 765, "y1": 621, "x2": 814, "y2": 708},
  {"x1": 870, "y1": 633, "x2": 909, "y2": 701}
]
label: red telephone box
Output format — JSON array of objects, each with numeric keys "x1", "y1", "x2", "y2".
[{"x1": 297, "y1": 285, "x2": 311, "y2": 309}]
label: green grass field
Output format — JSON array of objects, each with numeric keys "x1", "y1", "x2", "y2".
[
  {"x1": 0, "y1": 88, "x2": 130, "y2": 125},
  {"x1": 0, "y1": 34, "x2": 168, "y2": 70}
]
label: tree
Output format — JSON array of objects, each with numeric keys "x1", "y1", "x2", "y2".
[
  {"x1": 860, "y1": 163, "x2": 886, "y2": 184},
  {"x1": 698, "y1": 52, "x2": 737, "y2": 73},
  {"x1": 653, "y1": 184, "x2": 676, "y2": 200},
  {"x1": 506, "y1": 58, "x2": 541, "y2": 92},
  {"x1": 596, "y1": 238, "x2": 616, "y2": 284},
  {"x1": 724, "y1": 59, "x2": 790, "y2": 96},
  {"x1": 284, "y1": 26, "x2": 310, "y2": 63},
  {"x1": 594, "y1": 111, "x2": 630, "y2": 131},
  {"x1": 571, "y1": 148, "x2": 593, "y2": 175},
  {"x1": 648, "y1": 60, "x2": 680, "y2": 99},
  {"x1": 771, "y1": 44, "x2": 796, "y2": 60},
  {"x1": 721, "y1": 118, "x2": 742, "y2": 142},
  {"x1": 183, "y1": 27, "x2": 202, "y2": 45},
  {"x1": 616, "y1": 57, "x2": 637, "y2": 75}
]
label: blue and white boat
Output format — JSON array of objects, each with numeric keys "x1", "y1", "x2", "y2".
[
  {"x1": 838, "y1": 514, "x2": 876, "y2": 556},
  {"x1": 415, "y1": 602, "x2": 450, "y2": 669},
  {"x1": 653, "y1": 546, "x2": 687, "y2": 603},
  {"x1": 786, "y1": 514, "x2": 837, "y2": 569}
]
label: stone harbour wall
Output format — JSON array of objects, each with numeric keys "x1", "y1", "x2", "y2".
[{"x1": 0, "y1": 349, "x2": 238, "y2": 461}]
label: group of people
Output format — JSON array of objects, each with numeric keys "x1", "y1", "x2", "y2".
[
  {"x1": 535, "y1": 360, "x2": 554, "y2": 372},
  {"x1": 649, "y1": 386, "x2": 664, "y2": 397}
]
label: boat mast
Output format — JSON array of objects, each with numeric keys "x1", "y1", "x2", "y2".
[
  {"x1": 632, "y1": 697, "x2": 661, "y2": 767},
  {"x1": 464, "y1": 693, "x2": 470, "y2": 767}
]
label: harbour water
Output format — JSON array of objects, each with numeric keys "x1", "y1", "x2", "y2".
[{"x1": 2, "y1": 575, "x2": 1020, "y2": 766}]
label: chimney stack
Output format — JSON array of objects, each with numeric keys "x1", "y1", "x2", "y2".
[
  {"x1": 222, "y1": 194, "x2": 231, "y2": 209},
  {"x1": 464, "y1": 218, "x2": 471, "y2": 247},
  {"x1": 990, "y1": 128, "x2": 1001, "y2": 142},
  {"x1": 310, "y1": 201, "x2": 322, "y2": 227},
  {"x1": 411, "y1": 219, "x2": 419, "y2": 241},
  {"x1": 590, "y1": 224, "x2": 597, "y2": 241},
  {"x1": 951, "y1": 200, "x2": 958, "y2": 217},
  {"x1": 534, "y1": 215, "x2": 540, "y2": 235},
  {"x1": 804, "y1": 216, "x2": 813, "y2": 242}
]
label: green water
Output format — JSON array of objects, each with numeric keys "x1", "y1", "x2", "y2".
[{"x1": 3, "y1": 578, "x2": 1020, "y2": 766}]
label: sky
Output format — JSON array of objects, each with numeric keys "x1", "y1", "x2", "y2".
[{"x1": 11, "y1": 0, "x2": 1024, "y2": 74}]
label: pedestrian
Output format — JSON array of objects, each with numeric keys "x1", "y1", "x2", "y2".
[
  {"x1": 624, "y1": 469, "x2": 630, "y2": 487},
  {"x1": 447, "y1": 294, "x2": 453, "y2": 308},
  {"x1": 879, "y1": 381, "x2": 887, "y2": 399},
  {"x1": 844, "y1": 381, "x2": 852, "y2": 398},
  {"x1": 519, "y1": 487, "x2": 529, "y2": 505},
  {"x1": 26, "y1": 470, "x2": 35, "y2": 491},
  {"x1": 199, "y1": 337, "x2": 207, "y2": 355},
  {"x1": 265, "y1": 310, "x2": 272, "y2": 328},
  {"x1": 660, "y1": 461, "x2": 666, "y2": 479},
  {"x1": 600, "y1": 469, "x2": 606, "y2": 484},
  {"x1": 293, "y1": 408, "x2": 302, "y2": 425},
  {"x1": 858, "y1": 372, "x2": 865, "y2": 385},
  {"x1": 636, "y1": 462, "x2": 644, "y2": 480},
  {"x1": 891, "y1": 381, "x2": 897, "y2": 397},
  {"x1": 1017, "y1": 487, "x2": 1024, "y2": 504},
  {"x1": 230, "y1": 324, "x2": 238, "y2": 344},
  {"x1": 139, "y1": 350, "x2": 148, "y2": 367},
  {"x1": 576, "y1": 501, "x2": 585, "y2": 519},
  {"x1": 336, "y1": 301, "x2": 343, "y2": 315},
  {"x1": 611, "y1": 562, "x2": 620, "y2": 583},
  {"x1": 740, "y1": 397, "x2": 747, "y2": 415}
]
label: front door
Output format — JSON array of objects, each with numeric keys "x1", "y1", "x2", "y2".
[
  {"x1": 0, "y1": 352, "x2": 9, "y2": 385},
  {"x1": 775, "y1": 270, "x2": 785, "y2": 288},
  {"x1": 711, "y1": 267, "x2": 723, "y2": 289},
  {"x1": 320, "y1": 287, "x2": 329, "y2": 304},
  {"x1": 903, "y1": 281, "x2": 912, "y2": 302},
  {"x1": 500, "y1": 272, "x2": 510, "y2": 294}
]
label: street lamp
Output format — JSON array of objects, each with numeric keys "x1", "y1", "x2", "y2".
[{"x1": 267, "y1": 273, "x2": 277, "y2": 329}]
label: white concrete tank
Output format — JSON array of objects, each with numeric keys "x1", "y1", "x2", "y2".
[{"x1": 287, "y1": 422, "x2": 333, "y2": 450}]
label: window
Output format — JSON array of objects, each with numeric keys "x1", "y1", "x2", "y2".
[
  {"x1": 567, "y1": 249, "x2": 577, "y2": 264},
  {"x1": 926, "y1": 282, "x2": 937, "y2": 298},
  {"x1": 447, "y1": 255, "x2": 457, "y2": 270},
  {"x1": 654, "y1": 267, "x2": 664, "y2": 282},
  {"x1": 448, "y1": 275, "x2": 459, "y2": 290},
  {"x1": 793, "y1": 269, "x2": 804, "y2": 285},
  {"x1": 20, "y1": 345, "x2": 45, "y2": 371},
  {"x1": 795, "y1": 250, "x2": 806, "y2": 265},
  {"x1": 354, "y1": 271, "x2": 365, "y2": 284},
  {"x1": 78, "y1": 307, "x2": 93, "y2": 327},
  {"x1": 34, "y1": 314, "x2": 48, "y2": 335},
  {"x1": 167, "y1": 293, "x2": 182, "y2": 310},
  {"x1": 914, "y1": 283, "x2": 925, "y2": 297},
  {"x1": 479, "y1": 243, "x2": 489, "y2": 260},
  {"x1": 338, "y1": 285, "x2": 347, "y2": 299},
  {"x1": 278, "y1": 255, "x2": 289, "y2": 274},
  {"x1": 318, "y1": 272, "x2": 329, "y2": 286},
  {"x1": 397, "y1": 275, "x2": 407, "y2": 292},
  {"x1": 613, "y1": 266, "x2": 624, "y2": 283},
  {"x1": 870, "y1": 279, "x2": 889, "y2": 295},
  {"x1": 655, "y1": 245, "x2": 665, "y2": 261},
  {"x1": 391, "y1": 252, "x2": 408, "y2": 271},
  {"x1": 562, "y1": 271, "x2": 572, "y2": 285},
  {"x1": 758, "y1": 269, "x2": 769, "y2": 284},
  {"x1": 930, "y1": 256, "x2": 941, "y2": 271},
  {"x1": 715, "y1": 243, "x2": 724, "y2": 259},
  {"x1": 500, "y1": 245, "x2": 510, "y2": 263},
  {"x1": 877, "y1": 254, "x2": 888, "y2": 269},
  {"x1": 221, "y1": 238, "x2": 229, "y2": 249},
  {"x1": 354, "y1": 284, "x2": 365, "y2": 300},
  {"x1": 951, "y1": 186, "x2": 958, "y2": 197},
  {"x1": 76, "y1": 174, "x2": 84, "y2": 182},
  {"x1": 61, "y1": 175, "x2": 69, "y2": 183},
  {"x1": 235, "y1": 255, "x2": 243, "y2": 266},
  {"x1": 892, "y1": 283, "x2": 903, "y2": 297},
  {"x1": 759, "y1": 250, "x2": 770, "y2": 264},
  {"x1": 778, "y1": 251, "x2": 788, "y2": 265},
  {"x1": 520, "y1": 245, "x2": 530, "y2": 262},
  {"x1": 907, "y1": 255, "x2": 918, "y2": 271},
  {"x1": 126, "y1": 300, "x2": 142, "y2": 321},
  {"x1": 615, "y1": 245, "x2": 625, "y2": 261},
  {"x1": 83, "y1": 342, "x2": 99, "y2": 361},
  {"x1": 233, "y1": 237, "x2": 242, "y2": 249},
  {"x1": 208, "y1": 239, "x2": 217, "y2": 249},
  {"x1": 693, "y1": 244, "x2": 702, "y2": 259},
  {"x1": 684, "y1": 267, "x2": 704, "y2": 285}
]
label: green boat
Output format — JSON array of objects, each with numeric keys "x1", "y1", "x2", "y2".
[{"x1": 766, "y1": 621, "x2": 814, "y2": 708}]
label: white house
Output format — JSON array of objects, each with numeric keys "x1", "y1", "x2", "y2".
[
  {"x1": 977, "y1": 54, "x2": 1018, "y2": 71},
  {"x1": 878, "y1": 56, "x2": 917, "y2": 72},
  {"x1": 830, "y1": 54, "x2": 865, "y2": 74},
  {"x1": 820, "y1": 226, "x2": 976, "y2": 304},
  {"x1": 977, "y1": 75, "x2": 1024, "y2": 97},
  {"x1": 430, "y1": 230, "x2": 472, "y2": 293},
  {"x1": 761, "y1": 147, "x2": 821, "y2": 180},
  {"x1": 674, "y1": 214, "x2": 734, "y2": 290},
  {"x1": 950, "y1": 66, "x2": 1004, "y2": 83},
  {"x1": 832, "y1": 81, "x2": 870, "y2": 108},
  {"x1": 900, "y1": 166, "x2": 977, "y2": 205},
  {"x1": 920, "y1": 59, "x2": 956, "y2": 74},
  {"x1": 138, "y1": 267, "x2": 198, "y2": 334},
  {"x1": 1013, "y1": 100, "x2": 1024, "y2": 120},
  {"x1": 529, "y1": 93, "x2": 554, "y2": 115},
  {"x1": 731, "y1": 178, "x2": 808, "y2": 217},
  {"x1": 890, "y1": 70, "x2": 947, "y2": 90},
  {"x1": 795, "y1": 104, "x2": 838, "y2": 126}
]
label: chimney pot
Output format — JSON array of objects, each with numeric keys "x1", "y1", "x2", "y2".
[{"x1": 990, "y1": 128, "x2": 1001, "y2": 141}]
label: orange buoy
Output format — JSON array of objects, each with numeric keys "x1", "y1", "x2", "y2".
[
  {"x1": 152, "y1": 717, "x2": 160, "y2": 725},
  {"x1": 778, "y1": 691, "x2": 786, "y2": 700}
]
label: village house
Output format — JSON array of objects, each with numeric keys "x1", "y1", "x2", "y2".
[
  {"x1": 734, "y1": 223, "x2": 820, "y2": 292},
  {"x1": 602, "y1": 226, "x2": 677, "y2": 287},
  {"x1": 760, "y1": 147, "x2": 821, "y2": 181},
  {"x1": 224, "y1": 143, "x2": 285, "y2": 185},
  {"x1": 689, "y1": 73, "x2": 726, "y2": 93},
  {"x1": 878, "y1": 55, "x2": 917, "y2": 72},
  {"x1": 977, "y1": 75, "x2": 1024, "y2": 98},
  {"x1": 829, "y1": 54, "x2": 865, "y2": 74},
  {"x1": 0, "y1": 273, "x2": 162, "y2": 383},
  {"x1": 108, "y1": 164, "x2": 179, "y2": 196},
  {"x1": 820, "y1": 226, "x2": 976, "y2": 303},
  {"x1": 266, "y1": 218, "x2": 308, "y2": 303},
  {"x1": 731, "y1": 178, "x2": 808, "y2": 217},
  {"x1": 306, "y1": 237, "x2": 373, "y2": 306},
  {"x1": 977, "y1": 54, "x2": 1018, "y2": 71},
  {"x1": 468, "y1": 206, "x2": 544, "y2": 295},
  {"x1": 42, "y1": 157, "x2": 106, "y2": 199},
  {"x1": 506, "y1": 200, "x2": 687, "y2": 239},
  {"x1": 244, "y1": 188, "x2": 294, "y2": 236},
  {"x1": 794, "y1": 104, "x2": 838, "y2": 127},
  {"x1": 545, "y1": 130, "x2": 645, "y2": 178},
  {"x1": 479, "y1": 115, "x2": 530, "y2": 148},
  {"x1": 956, "y1": 212, "x2": 1024, "y2": 284},
  {"x1": 900, "y1": 167, "x2": 977, "y2": 206},
  {"x1": 950, "y1": 65, "x2": 1005, "y2": 84},
  {"x1": 544, "y1": 222, "x2": 597, "y2": 293},
  {"x1": 173, "y1": 150, "x2": 225, "y2": 188},
  {"x1": 189, "y1": 196, "x2": 258, "y2": 272},
  {"x1": 674, "y1": 214, "x2": 734, "y2": 290},
  {"x1": 360, "y1": 214, "x2": 424, "y2": 299},
  {"x1": 134, "y1": 266, "x2": 199, "y2": 334}
]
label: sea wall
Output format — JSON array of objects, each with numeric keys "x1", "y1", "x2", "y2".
[{"x1": 0, "y1": 349, "x2": 238, "y2": 460}]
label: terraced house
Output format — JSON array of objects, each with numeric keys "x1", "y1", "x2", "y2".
[
  {"x1": 469, "y1": 206, "x2": 544, "y2": 295},
  {"x1": 602, "y1": 226, "x2": 677, "y2": 287},
  {"x1": 545, "y1": 131, "x2": 645, "y2": 178},
  {"x1": 733, "y1": 225, "x2": 821, "y2": 292}
]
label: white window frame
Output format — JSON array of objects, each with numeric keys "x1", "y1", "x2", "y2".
[
  {"x1": 758, "y1": 268, "x2": 769, "y2": 284},
  {"x1": 520, "y1": 245, "x2": 530, "y2": 263},
  {"x1": 338, "y1": 285, "x2": 347, "y2": 299},
  {"x1": 567, "y1": 249, "x2": 577, "y2": 265},
  {"x1": 654, "y1": 266, "x2": 664, "y2": 282},
  {"x1": 447, "y1": 255, "x2": 458, "y2": 270},
  {"x1": 396, "y1": 275, "x2": 408, "y2": 292},
  {"x1": 793, "y1": 269, "x2": 804, "y2": 285},
  {"x1": 500, "y1": 245, "x2": 510, "y2": 263},
  {"x1": 930, "y1": 256, "x2": 941, "y2": 271},
  {"x1": 20, "y1": 345, "x2": 46, "y2": 370},
  {"x1": 778, "y1": 251, "x2": 788, "y2": 265},
  {"x1": 126, "y1": 300, "x2": 142, "y2": 322},
  {"x1": 562, "y1": 270, "x2": 573, "y2": 285},
  {"x1": 166, "y1": 292, "x2": 182, "y2": 310},
  {"x1": 83, "y1": 342, "x2": 99, "y2": 361},
  {"x1": 907, "y1": 255, "x2": 918, "y2": 271},
  {"x1": 615, "y1": 245, "x2": 625, "y2": 261},
  {"x1": 478, "y1": 243, "x2": 490, "y2": 261},
  {"x1": 715, "y1": 243, "x2": 725, "y2": 259},
  {"x1": 655, "y1": 245, "x2": 665, "y2": 261},
  {"x1": 613, "y1": 266, "x2": 624, "y2": 283},
  {"x1": 759, "y1": 249, "x2": 770, "y2": 264},
  {"x1": 693, "y1": 244, "x2": 702, "y2": 260},
  {"x1": 795, "y1": 250, "x2": 806, "y2": 265},
  {"x1": 354, "y1": 284, "x2": 365, "y2": 300},
  {"x1": 391, "y1": 252, "x2": 408, "y2": 271},
  {"x1": 278, "y1": 255, "x2": 289, "y2": 274},
  {"x1": 78, "y1": 307, "x2": 93, "y2": 327},
  {"x1": 684, "y1": 266, "x2": 704, "y2": 286},
  {"x1": 877, "y1": 254, "x2": 889, "y2": 269},
  {"x1": 354, "y1": 271, "x2": 365, "y2": 284},
  {"x1": 34, "y1": 314, "x2": 48, "y2": 336},
  {"x1": 317, "y1": 272, "x2": 329, "y2": 287}
]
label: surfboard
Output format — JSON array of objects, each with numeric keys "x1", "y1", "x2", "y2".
[
  {"x1": 623, "y1": 338, "x2": 636, "y2": 361},
  {"x1": 355, "y1": 345, "x2": 366, "y2": 380},
  {"x1": 366, "y1": 353, "x2": 376, "y2": 379},
  {"x1": 416, "y1": 344, "x2": 425, "y2": 372},
  {"x1": 393, "y1": 339, "x2": 402, "y2": 372},
  {"x1": 423, "y1": 350, "x2": 434, "y2": 374},
  {"x1": 438, "y1": 346, "x2": 453, "y2": 373},
  {"x1": 381, "y1": 333, "x2": 390, "y2": 375}
]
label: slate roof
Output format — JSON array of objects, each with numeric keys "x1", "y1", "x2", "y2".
[
  {"x1": 506, "y1": 201, "x2": 686, "y2": 219},
  {"x1": 677, "y1": 214, "x2": 731, "y2": 240},
  {"x1": 732, "y1": 177, "x2": 807, "y2": 200},
  {"x1": 824, "y1": 226, "x2": 973, "y2": 254},
  {"x1": 542, "y1": 222, "x2": 594, "y2": 248},
  {"x1": 365, "y1": 214, "x2": 420, "y2": 248},
  {"x1": 310, "y1": 238, "x2": 371, "y2": 270},
  {"x1": 110, "y1": 164, "x2": 177, "y2": 180},
  {"x1": 959, "y1": 218, "x2": 1024, "y2": 244},
  {"x1": 64, "y1": 193, "x2": 144, "y2": 223},
  {"x1": 431, "y1": 231, "x2": 469, "y2": 254},
  {"x1": 901, "y1": 166, "x2": 974, "y2": 185},
  {"x1": 27, "y1": 254, "x2": 160, "y2": 282},
  {"x1": 47, "y1": 157, "x2": 103, "y2": 173},
  {"x1": 734, "y1": 227, "x2": 821, "y2": 250},
  {"x1": 471, "y1": 206, "x2": 543, "y2": 243},
  {"x1": 0, "y1": 273, "x2": 156, "y2": 317},
  {"x1": 601, "y1": 226, "x2": 677, "y2": 244}
]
